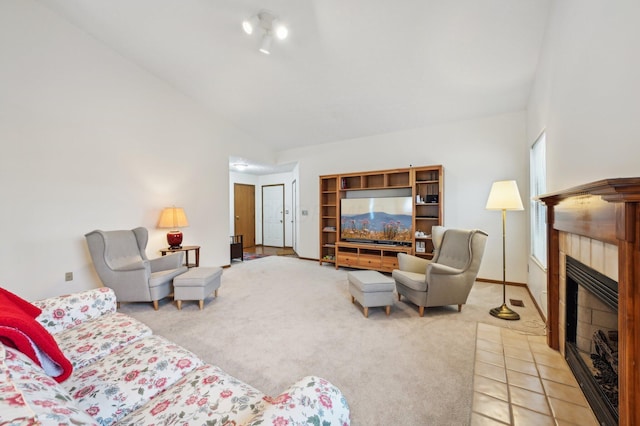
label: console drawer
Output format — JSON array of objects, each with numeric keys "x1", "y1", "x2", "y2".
[
  {"x1": 357, "y1": 254, "x2": 382, "y2": 268},
  {"x1": 337, "y1": 254, "x2": 357, "y2": 266}
]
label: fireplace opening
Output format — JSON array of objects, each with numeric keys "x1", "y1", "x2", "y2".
[{"x1": 565, "y1": 256, "x2": 618, "y2": 425}]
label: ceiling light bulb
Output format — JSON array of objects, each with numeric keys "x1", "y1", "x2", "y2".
[
  {"x1": 272, "y1": 19, "x2": 288, "y2": 40},
  {"x1": 259, "y1": 34, "x2": 273, "y2": 54},
  {"x1": 233, "y1": 162, "x2": 248, "y2": 171},
  {"x1": 242, "y1": 15, "x2": 258, "y2": 35}
]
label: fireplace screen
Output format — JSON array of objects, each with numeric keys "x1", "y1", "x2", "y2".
[{"x1": 565, "y1": 256, "x2": 618, "y2": 424}]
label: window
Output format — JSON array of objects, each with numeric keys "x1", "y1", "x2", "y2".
[{"x1": 530, "y1": 132, "x2": 547, "y2": 268}]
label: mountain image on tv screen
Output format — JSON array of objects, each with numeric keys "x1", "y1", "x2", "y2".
[{"x1": 340, "y1": 197, "x2": 413, "y2": 243}]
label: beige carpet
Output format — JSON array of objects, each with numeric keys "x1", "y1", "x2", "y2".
[{"x1": 119, "y1": 256, "x2": 545, "y2": 425}]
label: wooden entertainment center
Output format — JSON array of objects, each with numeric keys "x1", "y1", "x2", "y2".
[{"x1": 319, "y1": 165, "x2": 443, "y2": 272}]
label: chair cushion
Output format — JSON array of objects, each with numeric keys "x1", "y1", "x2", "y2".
[
  {"x1": 391, "y1": 270, "x2": 427, "y2": 292},
  {"x1": 55, "y1": 312, "x2": 152, "y2": 370},
  {"x1": 63, "y1": 335, "x2": 203, "y2": 425}
]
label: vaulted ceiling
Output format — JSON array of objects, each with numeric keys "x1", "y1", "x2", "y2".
[{"x1": 38, "y1": 0, "x2": 551, "y2": 152}]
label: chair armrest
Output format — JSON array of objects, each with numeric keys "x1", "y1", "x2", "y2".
[
  {"x1": 247, "y1": 376, "x2": 350, "y2": 426},
  {"x1": 398, "y1": 253, "x2": 431, "y2": 274},
  {"x1": 427, "y1": 263, "x2": 463, "y2": 276},
  {"x1": 113, "y1": 260, "x2": 149, "y2": 272},
  {"x1": 34, "y1": 288, "x2": 117, "y2": 335},
  {"x1": 150, "y1": 252, "x2": 184, "y2": 272}
]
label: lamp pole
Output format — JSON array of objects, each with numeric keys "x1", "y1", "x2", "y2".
[{"x1": 486, "y1": 180, "x2": 522, "y2": 321}]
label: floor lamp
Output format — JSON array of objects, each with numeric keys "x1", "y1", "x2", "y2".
[{"x1": 486, "y1": 180, "x2": 524, "y2": 320}]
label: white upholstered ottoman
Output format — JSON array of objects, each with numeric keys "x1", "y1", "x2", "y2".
[
  {"x1": 173, "y1": 267, "x2": 222, "y2": 310},
  {"x1": 347, "y1": 270, "x2": 395, "y2": 318}
]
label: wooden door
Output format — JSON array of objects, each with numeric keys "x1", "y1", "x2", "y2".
[{"x1": 234, "y1": 183, "x2": 255, "y2": 248}]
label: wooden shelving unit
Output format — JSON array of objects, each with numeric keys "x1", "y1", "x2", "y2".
[
  {"x1": 413, "y1": 166, "x2": 444, "y2": 260},
  {"x1": 319, "y1": 165, "x2": 444, "y2": 271},
  {"x1": 319, "y1": 175, "x2": 338, "y2": 265}
]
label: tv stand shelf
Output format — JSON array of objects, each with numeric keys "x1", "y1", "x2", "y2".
[
  {"x1": 335, "y1": 242, "x2": 411, "y2": 272},
  {"x1": 319, "y1": 165, "x2": 443, "y2": 272}
]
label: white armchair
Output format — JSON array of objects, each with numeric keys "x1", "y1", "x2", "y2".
[
  {"x1": 85, "y1": 227, "x2": 188, "y2": 310},
  {"x1": 392, "y1": 226, "x2": 488, "y2": 316}
]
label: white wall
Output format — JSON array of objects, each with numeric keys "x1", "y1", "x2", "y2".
[
  {"x1": 0, "y1": 0, "x2": 269, "y2": 300},
  {"x1": 278, "y1": 112, "x2": 529, "y2": 284},
  {"x1": 526, "y1": 0, "x2": 640, "y2": 317}
]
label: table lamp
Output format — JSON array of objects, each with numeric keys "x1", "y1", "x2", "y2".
[
  {"x1": 158, "y1": 206, "x2": 189, "y2": 249},
  {"x1": 486, "y1": 180, "x2": 524, "y2": 320}
]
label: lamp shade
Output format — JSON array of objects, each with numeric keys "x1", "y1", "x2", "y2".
[
  {"x1": 158, "y1": 207, "x2": 189, "y2": 229},
  {"x1": 486, "y1": 180, "x2": 524, "y2": 211}
]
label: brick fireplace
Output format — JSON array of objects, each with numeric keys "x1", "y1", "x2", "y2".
[{"x1": 540, "y1": 179, "x2": 640, "y2": 426}]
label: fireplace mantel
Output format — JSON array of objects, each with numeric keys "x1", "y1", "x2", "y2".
[{"x1": 539, "y1": 178, "x2": 640, "y2": 426}]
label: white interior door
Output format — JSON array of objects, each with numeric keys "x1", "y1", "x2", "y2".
[
  {"x1": 292, "y1": 179, "x2": 297, "y2": 252},
  {"x1": 262, "y1": 184, "x2": 284, "y2": 247}
]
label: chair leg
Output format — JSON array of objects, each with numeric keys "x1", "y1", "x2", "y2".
[
  {"x1": 363, "y1": 307, "x2": 369, "y2": 318},
  {"x1": 351, "y1": 295, "x2": 355, "y2": 304},
  {"x1": 176, "y1": 300, "x2": 182, "y2": 310},
  {"x1": 214, "y1": 289, "x2": 218, "y2": 297},
  {"x1": 199, "y1": 300, "x2": 204, "y2": 310},
  {"x1": 386, "y1": 305, "x2": 391, "y2": 316},
  {"x1": 418, "y1": 306, "x2": 425, "y2": 317},
  {"x1": 153, "y1": 300, "x2": 159, "y2": 311},
  {"x1": 458, "y1": 304, "x2": 462, "y2": 312},
  {"x1": 397, "y1": 293, "x2": 401, "y2": 301},
  {"x1": 116, "y1": 302, "x2": 121, "y2": 309}
]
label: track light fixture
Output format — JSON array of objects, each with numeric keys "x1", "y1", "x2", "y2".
[{"x1": 242, "y1": 10, "x2": 288, "y2": 54}]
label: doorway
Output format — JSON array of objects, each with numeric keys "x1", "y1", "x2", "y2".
[
  {"x1": 262, "y1": 184, "x2": 284, "y2": 247},
  {"x1": 233, "y1": 183, "x2": 255, "y2": 248}
]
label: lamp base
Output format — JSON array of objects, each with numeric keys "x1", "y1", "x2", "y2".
[
  {"x1": 490, "y1": 303, "x2": 520, "y2": 321},
  {"x1": 166, "y1": 231, "x2": 183, "y2": 249}
]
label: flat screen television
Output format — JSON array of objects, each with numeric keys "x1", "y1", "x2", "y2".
[{"x1": 340, "y1": 196, "x2": 413, "y2": 244}]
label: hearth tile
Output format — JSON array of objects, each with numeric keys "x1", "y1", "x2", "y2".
[
  {"x1": 511, "y1": 405, "x2": 555, "y2": 426},
  {"x1": 541, "y1": 379, "x2": 588, "y2": 407},
  {"x1": 527, "y1": 341, "x2": 553, "y2": 355},
  {"x1": 532, "y1": 351, "x2": 564, "y2": 368},
  {"x1": 579, "y1": 236, "x2": 590, "y2": 264},
  {"x1": 501, "y1": 335, "x2": 528, "y2": 349},
  {"x1": 506, "y1": 370, "x2": 544, "y2": 393},
  {"x1": 590, "y1": 239, "x2": 605, "y2": 274},
  {"x1": 476, "y1": 348, "x2": 505, "y2": 367},
  {"x1": 476, "y1": 338, "x2": 504, "y2": 355},
  {"x1": 536, "y1": 364, "x2": 578, "y2": 386},
  {"x1": 570, "y1": 234, "x2": 580, "y2": 259},
  {"x1": 477, "y1": 323, "x2": 503, "y2": 341},
  {"x1": 475, "y1": 360, "x2": 507, "y2": 383},
  {"x1": 470, "y1": 412, "x2": 509, "y2": 425},
  {"x1": 509, "y1": 386, "x2": 550, "y2": 415},
  {"x1": 474, "y1": 375, "x2": 509, "y2": 402},
  {"x1": 547, "y1": 397, "x2": 599, "y2": 425},
  {"x1": 501, "y1": 327, "x2": 528, "y2": 339},
  {"x1": 505, "y1": 357, "x2": 538, "y2": 376},
  {"x1": 472, "y1": 392, "x2": 511, "y2": 424},
  {"x1": 603, "y1": 242, "x2": 618, "y2": 281},
  {"x1": 503, "y1": 345, "x2": 534, "y2": 362}
]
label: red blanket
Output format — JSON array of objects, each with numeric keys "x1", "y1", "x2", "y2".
[{"x1": 0, "y1": 287, "x2": 72, "y2": 382}]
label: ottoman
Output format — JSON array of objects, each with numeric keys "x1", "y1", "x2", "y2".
[
  {"x1": 347, "y1": 270, "x2": 395, "y2": 318},
  {"x1": 173, "y1": 267, "x2": 222, "y2": 310}
]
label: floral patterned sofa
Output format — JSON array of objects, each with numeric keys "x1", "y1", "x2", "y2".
[{"x1": 0, "y1": 287, "x2": 350, "y2": 425}]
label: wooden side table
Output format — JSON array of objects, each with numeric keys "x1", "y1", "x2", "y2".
[{"x1": 160, "y1": 245, "x2": 200, "y2": 268}]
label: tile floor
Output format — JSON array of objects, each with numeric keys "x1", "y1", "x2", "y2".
[{"x1": 471, "y1": 323, "x2": 600, "y2": 425}]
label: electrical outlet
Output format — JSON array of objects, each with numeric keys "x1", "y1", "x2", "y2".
[{"x1": 65, "y1": 272, "x2": 73, "y2": 282}]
